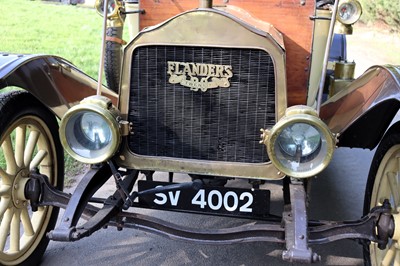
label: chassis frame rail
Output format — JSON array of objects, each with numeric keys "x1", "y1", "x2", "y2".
[{"x1": 25, "y1": 166, "x2": 393, "y2": 263}]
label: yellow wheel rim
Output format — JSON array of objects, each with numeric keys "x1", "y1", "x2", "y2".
[
  {"x1": 370, "y1": 144, "x2": 400, "y2": 266},
  {"x1": 0, "y1": 115, "x2": 57, "y2": 265}
]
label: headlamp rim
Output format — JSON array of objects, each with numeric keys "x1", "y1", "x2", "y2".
[
  {"x1": 267, "y1": 112, "x2": 335, "y2": 178},
  {"x1": 59, "y1": 102, "x2": 121, "y2": 164},
  {"x1": 95, "y1": 0, "x2": 120, "y2": 19},
  {"x1": 337, "y1": 0, "x2": 363, "y2": 25}
]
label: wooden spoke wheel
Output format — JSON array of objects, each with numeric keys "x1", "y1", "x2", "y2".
[
  {"x1": 365, "y1": 125, "x2": 400, "y2": 266},
  {"x1": 0, "y1": 91, "x2": 63, "y2": 265}
]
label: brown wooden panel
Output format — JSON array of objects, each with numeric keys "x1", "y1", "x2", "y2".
[{"x1": 139, "y1": 0, "x2": 315, "y2": 106}]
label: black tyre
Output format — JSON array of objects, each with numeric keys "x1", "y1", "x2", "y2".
[
  {"x1": 364, "y1": 122, "x2": 400, "y2": 265},
  {"x1": 0, "y1": 91, "x2": 64, "y2": 265},
  {"x1": 104, "y1": 26, "x2": 124, "y2": 93}
]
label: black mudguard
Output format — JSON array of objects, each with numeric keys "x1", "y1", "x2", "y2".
[
  {"x1": 0, "y1": 53, "x2": 118, "y2": 118},
  {"x1": 321, "y1": 65, "x2": 400, "y2": 149}
]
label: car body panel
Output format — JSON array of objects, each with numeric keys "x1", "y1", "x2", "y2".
[
  {"x1": 0, "y1": 53, "x2": 118, "y2": 118},
  {"x1": 320, "y1": 65, "x2": 400, "y2": 149}
]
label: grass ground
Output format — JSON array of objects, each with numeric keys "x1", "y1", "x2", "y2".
[
  {"x1": 0, "y1": 0, "x2": 102, "y2": 79},
  {"x1": 0, "y1": 0, "x2": 101, "y2": 184},
  {"x1": 348, "y1": 23, "x2": 400, "y2": 77}
]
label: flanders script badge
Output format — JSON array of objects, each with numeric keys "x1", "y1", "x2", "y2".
[{"x1": 167, "y1": 61, "x2": 233, "y2": 92}]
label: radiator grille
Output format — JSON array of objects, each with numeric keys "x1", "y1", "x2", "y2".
[{"x1": 128, "y1": 46, "x2": 275, "y2": 163}]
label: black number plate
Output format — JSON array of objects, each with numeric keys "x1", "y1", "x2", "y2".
[{"x1": 138, "y1": 181, "x2": 270, "y2": 218}]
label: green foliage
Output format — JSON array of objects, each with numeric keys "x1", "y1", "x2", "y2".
[
  {"x1": 359, "y1": 0, "x2": 400, "y2": 31},
  {"x1": 64, "y1": 151, "x2": 88, "y2": 187},
  {"x1": 0, "y1": 0, "x2": 100, "y2": 184},
  {"x1": 0, "y1": 0, "x2": 103, "y2": 79}
]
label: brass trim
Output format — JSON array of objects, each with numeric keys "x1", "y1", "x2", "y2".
[
  {"x1": 166, "y1": 61, "x2": 233, "y2": 92},
  {"x1": 95, "y1": 0, "x2": 126, "y2": 27},
  {"x1": 199, "y1": 0, "x2": 212, "y2": 8},
  {"x1": 337, "y1": 0, "x2": 362, "y2": 25},
  {"x1": 125, "y1": 1, "x2": 140, "y2": 39},
  {"x1": 120, "y1": 9, "x2": 286, "y2": 120},
  {"x1": 266, "y1": 105, "x2": 335, "y2": 178},
  {"x1": 60, "y1": 95, "x2": 121, "y2": 164},
  {"x1": 116, "y1": 147, "x2": 285, "y2": 180},
  {"x1": 117, "y1": 8, "x2": 287, "y2": 180},
  {"x1": 334, "y1": 61, "x2": 355, "y2": 80},
  {"x1": 308, "y1": 9, "x2": 331, "y2": 107}
]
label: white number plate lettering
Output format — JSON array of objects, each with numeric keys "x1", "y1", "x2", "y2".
[
  {"x1": 138, "y1": 181, "x2": 270, "y2": 218},
  {"x1": 191, "y1": 189, "x2": 252, "y2": 212}
]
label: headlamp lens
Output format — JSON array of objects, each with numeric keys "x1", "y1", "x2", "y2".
[
  {"x1": 337, "y1": 0, "x2": 362, "y2": 25},
  {"x1": 80, "y1": 112, "x2": 112, "y2": 150},
  {"x1": 272, "y1": 122, "x2": 329, "y2": 175},
  {"x1": 60, "y1": 95, "x2": 121, "y2": 164},
  {"x1": 66, "y1": 111, "x2": 113, "y2": 159},
  {"x1": 96, "y1": 0, "x2": 117, "y2": 17},
  {"x1": 277, "y1": 123, "x2": 321, "y2": 161},
  {"x1": 339, "y1": 3, "x2": 355, "y2": 21},
  {"x1": 266, "y1": 106, "x2": 335, "y2": 178}
]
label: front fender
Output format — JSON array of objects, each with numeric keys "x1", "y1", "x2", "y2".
[
  {"x1": 0, "y1": 53, "x2": 118, "y2": 118},
  {"x1": 320, "y1": 65, "x2": 400, "y2": 149}
]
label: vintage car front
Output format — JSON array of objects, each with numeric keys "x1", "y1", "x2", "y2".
[{"x1": 0, "y1": 0, "x2": 400, "y2": 265}]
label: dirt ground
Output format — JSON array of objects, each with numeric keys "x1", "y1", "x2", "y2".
[{"x1": 347, "y1": 23, "x2": 400, "y2": 77}]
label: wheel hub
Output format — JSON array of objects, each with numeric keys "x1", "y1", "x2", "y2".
[{"x1": 10, "y1": 168, "x2": 30, "y2": 209}]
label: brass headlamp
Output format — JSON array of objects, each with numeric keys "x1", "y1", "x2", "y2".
[
  {"x1": 95, "y1": 0, "x2": 121, "y2": 19},
  {"x1": 262, "y1": 106, "x2": 335, "y2": 178},
  {"x1": 335, "y1": 0, "x2": 362, "y2": 35},
  {"x1": 59, "y1": 95, "x2": 122, "y2": 164}
]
